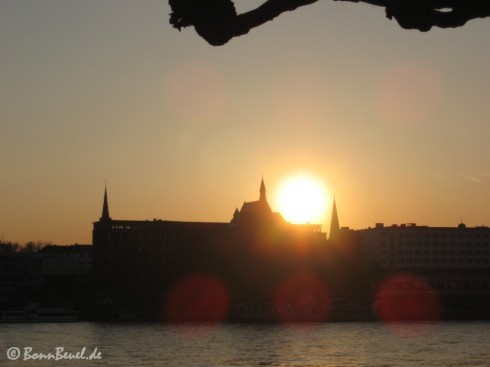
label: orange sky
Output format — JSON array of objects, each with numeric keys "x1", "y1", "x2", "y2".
[{"x1": 1, "y1": 1, "x2": 489, "y2": 244}]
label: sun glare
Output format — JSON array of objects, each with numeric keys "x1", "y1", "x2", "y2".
[{"x1": 276, "y1": 175, "x2": 328, "y2": 224}]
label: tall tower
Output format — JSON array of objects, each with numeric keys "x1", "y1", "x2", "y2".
[
  {"x1": 100, "y1": 185, "x2": 111, "y2": 221},
  {"x1": 259, "y1": 177, "x2": 267, "y2": 202},
  {"x1": 329, "y1": 197, "x2": 340, "y2": 240}
]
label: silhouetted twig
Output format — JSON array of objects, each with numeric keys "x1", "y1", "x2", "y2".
[{"x1": 169, "y1": 0, "x2": 490, "y2": 45}]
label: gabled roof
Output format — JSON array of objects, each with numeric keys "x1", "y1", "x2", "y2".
[{"x1": 231, "y1": 179, "x2": 285, "y2": 226}]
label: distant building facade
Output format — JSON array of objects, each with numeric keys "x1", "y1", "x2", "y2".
[
  {"x1": 92, "y1": 180, "x2": 327, "y2": 318},
  {"x1": 0, "y1": 244, "x2": 91, "y2": 310},
  {"x1": 360, "y1": 222, "x2": 490, "y2": 269},
  {"x1": 0, "y1": 250, "x2": 44, "y2": 308},
  {"x1": 91, "y1": 183, "x2": 490, "y2": 320},
  {"x1": 356, "y1": 222, "x2": 490, "y2": 318},
  {"x1": 39, "y1": 244, "x2": 92, "y2": 275},
  {"x1": 324, "y1": 199, "x2": 490, "y2": 319}
]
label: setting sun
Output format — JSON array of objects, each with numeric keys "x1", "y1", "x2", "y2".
[{"x1": 276, "y1": 175, "x2": 328, "y2": 224}]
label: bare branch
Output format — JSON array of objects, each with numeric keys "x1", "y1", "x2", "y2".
[{"x1": 169, "y1": 0, "x2": 490, "y2": 46}]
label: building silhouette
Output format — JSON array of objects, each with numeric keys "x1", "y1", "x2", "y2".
[
  {"x1": 321, "y1": 199, "x2": 490, "y2": 320},
  {"x1": 0, "y1": 244, "x2": 91, "y2": 315},
  {"x1": 91, "y1": 181, "x2": 490, "y2": 321},
  {"x1": 92, "y1": 179, "x2": 326, "y2": 320},
  {"x1": 358, "y1": 222, "x2": 490, "y2": 319},
  {"x1": 360, "y1": 222, "x2": 490, "y2": 269},
  {"x1": 328, "y1": 197, "x2": 340, "y2": 241}
]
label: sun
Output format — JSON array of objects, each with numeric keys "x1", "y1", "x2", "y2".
[{"x1": 276, "y1": 174, "x2": 328, "y2": 224}]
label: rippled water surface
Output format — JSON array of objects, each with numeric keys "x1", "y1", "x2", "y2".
[{"x1": 1, "y1": 321, "x2": 490, "y2": 366}]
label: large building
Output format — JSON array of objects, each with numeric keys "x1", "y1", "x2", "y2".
[
  {"x1": 92, "y1": 184, "x2": 490, "y2": 320},
  {"x1": 358, "y1": 222, "x2": 490, "y2": 296},
  {"x1": 360, "y1": 222, "x2": 490, "y2": 269},
  {"x1": 0, "y1": 244, "x2": 91, "y2": 313},
  {"x1": 40, "y1": 244, "x2": 92, "y2": 275},
  {"x1": 324, "y1": 200, "x2": 490, "y2": 320},
  {"x1": 355, "y1": 222, "x2": 490, "y2": 319},
  {"x1": 92, "y1": 179, "x2": 327, "y2": 319}
]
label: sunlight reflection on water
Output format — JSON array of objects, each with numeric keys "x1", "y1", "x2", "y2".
[{"x1": 1, "y1": 322, "x2": 490, "y2": 366}]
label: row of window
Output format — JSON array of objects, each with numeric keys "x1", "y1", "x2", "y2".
[
  {"x1": 369, "y1": 241, "x2": 490, "y2": 248},
  {"x1": 380, "y1": 257, "x2": 490, "y2": 265},
  {"x1": 103, "y1": 244, "x2": 180, "y2": 253},
  {"x1": 106, "y1": 233, "x2": 178, "y2": 242},
  {"x1": 381, "y1": 249, "x2": 490, "y2": 256},
  {"x1": 371, "y1": 231, "x2": 490, "y2": 239},
  {"x1": 386, "y1": 280, "x2": 490, "y2": 291}
]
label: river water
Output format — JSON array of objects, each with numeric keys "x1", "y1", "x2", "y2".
[{"x1": 1, "y1": 321, "x2": 489, "y2": 366}]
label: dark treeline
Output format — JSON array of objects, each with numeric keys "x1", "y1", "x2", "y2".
[{"x1": 0, "y1": 241, "x2": 53, "y2": 253}]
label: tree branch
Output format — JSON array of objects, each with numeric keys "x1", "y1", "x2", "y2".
[{"x1": 169, "y1": 0, "x2": 490, "y2": 46}]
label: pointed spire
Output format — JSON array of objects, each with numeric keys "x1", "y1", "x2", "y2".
[
  {"x1": 329, "y1": 197, "x2": 340, "y2": 240},
  {"x1": 100, "y1": 185, "x2": 111, "y2": 221},
  {"x1": 259, "y1": 177, "x2": 267, "y2": 202}
]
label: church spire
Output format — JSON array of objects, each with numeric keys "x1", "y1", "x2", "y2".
[
  {"x1": 329, "y1": 197, "x2": 340, "y2": 240},
  {"x1": 100, "y1": 185, "x2": 111, "y2": 221},
  {"x1": 259, "y1": 177, "x2": 267, "y2": 202}
]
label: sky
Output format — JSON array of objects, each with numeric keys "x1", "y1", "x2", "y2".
[{"x1": 1, "y1": 0, "x2": 489, "y2": 245}]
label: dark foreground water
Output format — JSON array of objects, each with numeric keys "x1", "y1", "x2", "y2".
[{"x1": 1, "y1": 321, "x2": 490, "y2": 366}]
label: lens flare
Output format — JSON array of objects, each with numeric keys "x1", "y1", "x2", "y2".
[
  {"x1": 165, "y1": 273, "x2": 230, "y2": 324},
  {"x1": 271, "y1": 66, "x2": 331, "y2": 127},
  {"x1": 164, "y1": 62, "x2": 228, "y2": 126},
  {"x1": 273, "y1": 271, "x2": 331, "y2": 324},
  {"x1": 375, "y1": 273, "x2": 440, "y2": 335},
  {"x1": 376, "y1": 62, "x2": 441, "y2": 127}
]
